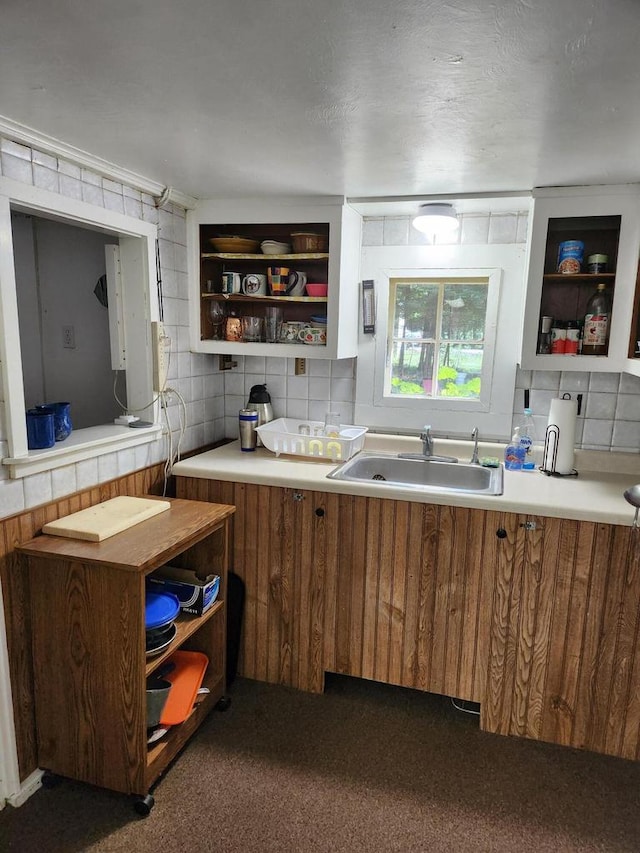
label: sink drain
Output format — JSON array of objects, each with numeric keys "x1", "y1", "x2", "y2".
[{"x1": 372, "y1": 473, "x2": 387, "y2": 481}]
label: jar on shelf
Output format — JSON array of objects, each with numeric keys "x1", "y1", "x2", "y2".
[{"x1": 550, "y1": 321, "x2": 567, "y2": 354}]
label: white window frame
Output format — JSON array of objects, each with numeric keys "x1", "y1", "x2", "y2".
[
  {"x1": 355, "y1": 243, "x2": 526, "y2": 439},
  {"x1": 384, "y1": 272, "x2": 497, "y2": 408},
  {"x1": 0, "y1": 177, "x2": 162, "y2": 477}
]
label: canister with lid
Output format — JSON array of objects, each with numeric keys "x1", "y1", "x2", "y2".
[
  {"x1": 564, "y1": 320, "x2": 579, "y2": 355},
  {"x1": 550, "y1": 321, "x2": 567, "y2": 354},
  {"x1": 557, "y1": 240, "x2": 584, "y2": 274},
  {"x1": 587, "y1": 253, "x2": 608, "y2": 274}
]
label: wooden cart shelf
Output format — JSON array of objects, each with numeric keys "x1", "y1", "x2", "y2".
[{"x1": 17, "y1": 497, "x2": 235, "y2": 810}]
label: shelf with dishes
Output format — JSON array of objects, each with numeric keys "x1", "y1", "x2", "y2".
[
  {"x1": 188, "y1": 199, "x2": 362, "y2": 359},
  {"x1": 201, "y1": 252, "x2": 329, "y2": 261},
  {"x1": 201, "y1": 293, "x2": 328, "y2": 304}
]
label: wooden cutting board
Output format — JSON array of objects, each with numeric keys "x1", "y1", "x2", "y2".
[{"x1": 42, "y1": 496, "x2": 171, "y2": 542}]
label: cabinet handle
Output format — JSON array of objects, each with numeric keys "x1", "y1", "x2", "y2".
[
  {"x1": 496, "y1": 528, "x2": 507, "y2": 539},
  {"x1": 315, "y1": 507, "x2": 325, "y2": 518}
]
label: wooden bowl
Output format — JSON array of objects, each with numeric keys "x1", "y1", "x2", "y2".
[{"x1": 209, "y1": 236, "x2": 260, "y2": 253}]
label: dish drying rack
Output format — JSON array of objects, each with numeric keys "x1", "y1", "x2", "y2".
[{"x1": 255, "y1": 418, "x2": 367, "y2": 462}]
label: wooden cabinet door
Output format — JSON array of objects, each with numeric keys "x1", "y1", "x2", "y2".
[
  {"x1": 323, "y1": 495, "x2": 499, "y2": 703},
  {"x1": 176, "y1": 478, "x2": 328, "y2": 692},
  {"x1": 482, "y1": 514, "x2": 640, "y2": 760}
]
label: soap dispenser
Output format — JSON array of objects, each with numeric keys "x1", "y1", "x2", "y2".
[{"x1": 246, "y1": 384, "x2": 274, "y2": 445}]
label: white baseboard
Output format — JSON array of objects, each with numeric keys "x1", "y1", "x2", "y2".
[{"x1": 6, "y1": 769, "x2": 43, "y2": 808}]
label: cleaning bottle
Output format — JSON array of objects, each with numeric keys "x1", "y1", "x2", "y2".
[
  {"x1": 517, "y1": 407, "x2": 537, "y2": 468},
  {"x1": 504, "y1": 427, "x2": 526, "y2": 471}
]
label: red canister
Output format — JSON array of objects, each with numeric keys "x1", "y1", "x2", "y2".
[{"x1": 551, "y1": 321, "x2": 567, "y2": 354}]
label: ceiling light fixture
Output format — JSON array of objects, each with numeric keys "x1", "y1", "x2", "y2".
[{"x1": 412, "y1": 202, "x2": 460, "y2": 236}]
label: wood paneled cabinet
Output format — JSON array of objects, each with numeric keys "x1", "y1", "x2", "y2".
[
  {"x1": 176, "y1": 476, "x2": 640, "y2": 762},
  {"x1": 17, "y1": 498, "x2": 235, "y2": 809},
  {"x1": 483, "y1": 514, "x2": 640, "y2": 761}
]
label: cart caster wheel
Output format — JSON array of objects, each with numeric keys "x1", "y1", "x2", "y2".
[
  {"x1": 41, "y1": 771, "x2": 61, "y2": 789},
  {"x1": 133, "y1": 794, "x2": 154, "y2": 816},
  {"x1": 215, "y1": 695, "x2": 231, "y2": 712}
]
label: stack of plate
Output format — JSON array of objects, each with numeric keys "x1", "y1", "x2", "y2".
[
  {"x1": 145, "y1": 590, "x2": 180, "y2": 657},
  {"x1": 310, "y1": 314, "x2": 327, "y2": 325}
]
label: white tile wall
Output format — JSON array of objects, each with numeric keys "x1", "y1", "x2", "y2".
[
  {"x1": 0, "y1": 136, "x2": 227, "y2": 518},
  {"x1": 228, "y1": 210, "x2": 639, "y2": 456},
  {"x1": 514, "y1": 368, "x2": 640, "y2": 453}
]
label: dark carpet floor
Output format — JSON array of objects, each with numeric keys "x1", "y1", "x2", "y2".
[{"x1": 1, "y1": 674, "x2": 639, "y2": 853}]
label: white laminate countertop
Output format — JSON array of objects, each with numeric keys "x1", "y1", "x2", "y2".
[{"x1": 172, "y1": 433, "x2": 640, "y2": 527}]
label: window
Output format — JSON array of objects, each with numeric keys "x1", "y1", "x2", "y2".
[
  {"x1": 355, "y1": 242, "x2": 527, "y2": 439},
  {"x1": 0, "y1": 179, "x2": 162, "y2": 477},
  {"x1": 388, "y1": 277, "x2": 489, "y2": 400}
]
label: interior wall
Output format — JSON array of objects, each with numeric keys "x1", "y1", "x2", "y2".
[{"x1": 13, "y1": 214, "x2": 121, "y2": 428}]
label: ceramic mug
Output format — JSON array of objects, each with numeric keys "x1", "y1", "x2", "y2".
[
  {"x1": 298, "y1": 325, "x2": 326, "y2": 345},
  {"x1": 268, "y1": 266, "x2": 290, "y2": 295},
  {"x1": 222, "y1": 271, "x2": 242, "y2": 294},
  {"x1": 287, "y1": 271, "x2": 307, "y2": 296},
  {"x1": 242, "y1": 273, "x2": 267, "y2": 296},
  {"x1": 279, "y1": 320, "x2": 305, "y2": 343}
]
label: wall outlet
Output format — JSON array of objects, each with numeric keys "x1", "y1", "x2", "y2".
[
  {"x1": 151, "y1": 321, "x2": 171, "y2": 392},
  {"x1": 62, "y1": 325, "x2": 75, "y2": 349}
]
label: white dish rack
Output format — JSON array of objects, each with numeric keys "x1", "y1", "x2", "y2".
[{"x1": 256, "y1": 418, "x2": 368, "y2": 462}]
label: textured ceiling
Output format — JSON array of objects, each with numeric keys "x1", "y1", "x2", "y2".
[{"x1": 1, "y1": 0, "x2": 639, "y2": 201}]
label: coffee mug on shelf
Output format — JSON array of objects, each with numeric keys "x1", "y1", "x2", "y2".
[
  {"x1": 298, "y1": 325, "x2": 327, "y2": 346},
  {"x1": 279, "y1": 320, "x2": 305, "y2": 343},
  {"x1": 268, "y1": 266, "x2": 290, "y2": 295},
  {"x1": 242, "y1": 273, "x2": 267, "y2": 296},
  {"x1": 287, "y1": 271, "x2": 307, "y2": 296},
  {"x1": 221, "y1": 271, "x2": 242, "y2": 294}
]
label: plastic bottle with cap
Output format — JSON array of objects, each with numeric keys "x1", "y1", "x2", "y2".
[
  {"x1": 517, "y1": 407, "x2": 539, "y2": 468},
  {"x1": 504, "y1": 427, "x2": 525, "y2": 471}
]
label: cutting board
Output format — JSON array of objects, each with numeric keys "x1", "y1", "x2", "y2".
[
  {"x1": 160, "y1": 650, "x2": 209, "y2": 726},
  {"x1": 42, "y1": 496, "x2": 171, "y2": 542}
]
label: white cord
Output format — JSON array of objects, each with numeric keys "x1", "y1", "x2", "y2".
[
  {"x1": 450, "y1": 697, "x2": 480, "y2": 716},
  {"x1": 112, "y1": 370, "x2": 162, "y2": 414},
  {"x1": 160, "y1": 385, "x2": 188, "y2": 495}
]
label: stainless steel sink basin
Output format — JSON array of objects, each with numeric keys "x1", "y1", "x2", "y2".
[{"x1": 326, "y1": 453, "x2": 503, "y2": 496}]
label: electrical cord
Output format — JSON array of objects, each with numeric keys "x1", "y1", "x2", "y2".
[
  {"x1": 160, "y1": 385, "x2": 187, "y2": 496},
  {"x1": 450, "y1": 697, "x2": 480, "y2": 716},
  {"x1": 112, "y1": 370, "x2": 163, "y2": 414}
]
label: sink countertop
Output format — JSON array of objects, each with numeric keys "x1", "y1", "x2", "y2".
[{"x1": 172, "y1": 433, "x2": 640, "y2": 527}]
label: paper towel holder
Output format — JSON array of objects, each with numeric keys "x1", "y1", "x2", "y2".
[
  {"x1": 540, "y1": 423, "x2": 578, "y2": 477},
  {"x1": 540, "y1": 393, "x2": 580, "y2": 478}
]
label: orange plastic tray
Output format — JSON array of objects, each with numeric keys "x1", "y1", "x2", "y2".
[{"x1": 159, "y1": 650, "x2": 209, "y2": 726}]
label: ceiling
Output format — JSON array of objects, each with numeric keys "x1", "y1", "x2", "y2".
[{"x1": 1, "y1": 0, "x2": 639, "y2": 204}]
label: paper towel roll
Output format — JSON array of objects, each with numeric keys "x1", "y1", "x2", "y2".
[{"x1": 543, "y1": 397, "x2": 577, "y2": 474}]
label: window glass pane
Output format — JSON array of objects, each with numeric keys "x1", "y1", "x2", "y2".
[
  {"x1": 441, "y1": 284, "x2": 487, "y2": 341},
  {"x1": 388, "y1": 276, "x2": 488, "y2": 401},
  {"x1": 437, "y1": 343, "x2": 483, "y2": 398},
  {"x1": 392, "y1": 282, "x2": 439, "y2": 339},
  {"x1": 389, "y1": 340, "x2": 435, "y2": 396}
]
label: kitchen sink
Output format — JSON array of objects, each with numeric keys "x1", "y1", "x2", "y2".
[{"x1": 326, "y1": 452, "x2": 503, "y2": 496}]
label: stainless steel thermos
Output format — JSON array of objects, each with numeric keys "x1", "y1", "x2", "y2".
[
  {"x1": 245, "y1": 384, "x2": 274, "y2": 447},
  {"x1": 239, "y1": 408, "x2": 258, "y2": 451}
]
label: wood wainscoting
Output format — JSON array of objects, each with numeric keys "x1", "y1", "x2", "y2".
[{"x1": 0, "y1": 463, "x2": 167, "y2": 782}]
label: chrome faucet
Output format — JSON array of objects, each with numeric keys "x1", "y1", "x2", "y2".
[
  {"x1": 470, "y1": 427, "x2": 480, "y2": 464},
  {"x1": 420, "y1": 425, "x2": 434, "y2": 456},
  {"x1": 398, "y1": 425, "x2": 458, "y2": 463}
]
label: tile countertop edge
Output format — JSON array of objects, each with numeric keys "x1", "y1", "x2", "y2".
[{"x1": 172, "y1": 435, "x2": 640, "y2": 528}]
